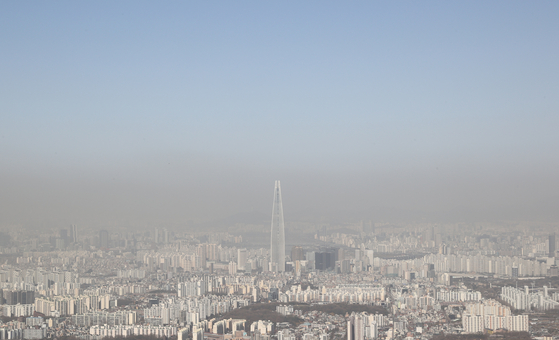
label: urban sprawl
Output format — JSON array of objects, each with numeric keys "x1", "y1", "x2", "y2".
[{"x1": 1, "y1": 185, "x2": 558, "y2": 340}]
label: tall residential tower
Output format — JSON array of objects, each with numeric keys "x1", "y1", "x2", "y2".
[{"x1": 270, "y1": 180, "x2": 286, "y2": 272}]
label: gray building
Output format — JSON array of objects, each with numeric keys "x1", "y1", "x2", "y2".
[{"x1": 270, "y1": 181, "x2": 286, "y2": 272}]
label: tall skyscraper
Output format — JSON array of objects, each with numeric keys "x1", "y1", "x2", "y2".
[
  {"x1": 549, "y1": 233, "x2": 556, "y2": 258},
  {"x1": 270, "y1": 180, "x2": 285, "y2": 272}
]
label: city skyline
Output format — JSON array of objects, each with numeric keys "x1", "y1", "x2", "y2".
[
  {"x1": 270, "y1": 180, "x2": 286, "y2": 272},
  {"x1": 2, "y1": 2, "x2": 559, "y2": 339},
  {"x1": 1, "y1": 212, "x2": 559, "y2": 338}
]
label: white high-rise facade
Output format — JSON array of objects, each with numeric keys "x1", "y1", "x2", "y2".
[
  {"x1": 270, "y1": 180, "x2": 286, "y2": 272},
  {"x1": 69, "y1": 224, "x2": 78, "y2": 243},
  {"x1": 237, "y1": 248, "x2": 247, "y2": 271}
]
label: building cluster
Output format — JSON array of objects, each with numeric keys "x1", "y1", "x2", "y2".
[
  {"x1": 278, "y1": 284, "x2": 385, "y2": 304},
  {"x1": 143, "y1": 296, "x2": 250, "y2": 325},
  {"x1": 35, "y1": 293, "x2": 115, "y2": 317},
  {"x1": 71, "y1": 311, "x2": 137, "y2": 326},
  {"x1": 89, "y1": 324, "x2": 178, "y2": 338},
  {"x1": 435, "y1": 287, "x2": 482, "y2": 302},
  {"x1": 462, "y1": 300, "x2": 529, "y2": 333},
  {"x1": 4, "y1": 190, "x2": 559, "y2": 339},
  {"x1": 346, "y1": 312, "x2": 387, "y2": 340},
  {"x1": 501, "y1": 285, "x2": 559, "y2": 311},
  {"x1": 424, "y1": 254, "x2": 551, "y2": 277}
]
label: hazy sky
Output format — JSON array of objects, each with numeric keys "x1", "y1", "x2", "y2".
[{"x1": 1, "y1": 2, "x2": 558, "y2": 227}]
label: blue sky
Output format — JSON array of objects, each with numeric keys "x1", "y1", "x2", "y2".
[{"x1": 1, "y1": 1, "x2": 558, "y2": 226}]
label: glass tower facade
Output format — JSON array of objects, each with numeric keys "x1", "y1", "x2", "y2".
[{"x1": 270, "y1": 180, "x2": 285, "y2": 272}]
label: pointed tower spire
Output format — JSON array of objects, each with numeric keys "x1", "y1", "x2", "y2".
[{"x1": 270, "y1": 180, "x2": 286, "y2": 272}]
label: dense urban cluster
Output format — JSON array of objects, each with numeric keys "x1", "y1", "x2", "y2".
[{"x1": 1, "y1": 219, "x2": 558, "y2": 340}]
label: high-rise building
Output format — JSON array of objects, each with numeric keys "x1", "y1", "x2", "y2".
[
  {"x1": 196, "y1": 244, "x2": 206, "y2": 269},
  {"x1": 99, "y1": 230, "x2": 109, "y2": 249},
  {"x1": 59, "y1": 229, "x2": 68, "y2": 247},
  {"x1": 291, "y1": 246, "x2": 304, "y2": 262},
  {"x1": 228, "y1": 261, "x2": 237, "y2": 275},
  {"x1": 237, "y1": 248, "x2": 247, "y2": 271},
  {"x1": 338, "y1": 248, "x2": 345, "y2": 262},
  {"x1": 154, "y1": 228, "x2": 159, "y2": 244},
  {"x1": 163, "y1": 228, "x2": 169, "y2": 244},
  {"x1": 549, "y1": 233, "x2": 556, "y2": 258},
  {"x1": 4, "y1": 290, "x2": 34, "y2": 305},
  {"x1": 69, "y1": 224, "x2": 78, "y2": 243},
  {"x1": 206, "y1": 244, "x2": 218, "y2": 261},
  {"x1": 512, "y1": 266, "x2": 519, "y2": 278},
  {"x1": 347, "y1": 313, "x2": 365, "y2": 340},
  {"x1": 270, "y1": 180, "x2": 285, "y2": 272},
  {"x1": 315, "y1": 250, "x2": 336, "y2": 271}
]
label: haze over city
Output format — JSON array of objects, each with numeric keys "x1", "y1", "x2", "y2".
[
  {"x1": 1, "y1": 2, "x2": 558, "y2": 228},
  {"x1": 3, "y1": 3, "x2": 559, "y2": 340}
]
